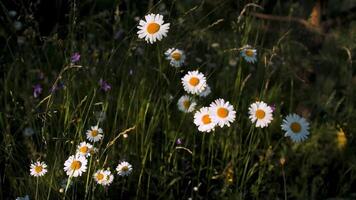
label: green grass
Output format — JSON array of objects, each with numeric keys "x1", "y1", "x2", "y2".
[{"x1": 1, "y1": 0, "x2": 356, "y2": 199}]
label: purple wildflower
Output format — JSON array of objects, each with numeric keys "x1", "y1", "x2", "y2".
[
  {"x1": 99, "y1": 79, "x2": 112, "y2": 92},
  {"x1": 176, "y1": 138, "x2": 183, "y2": 145},
  {"x1": 33, "y1": 84, "x2": 42, "y2": 98},
  {"x1": 71, "y1": 52, "x2": 81, "y2": 63},
  {"x1": 270, "y1": 104, "x2": 276, "y2": 112}
]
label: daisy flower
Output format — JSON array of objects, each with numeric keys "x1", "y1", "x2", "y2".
[
  {"x1": 199, "y1": 85, "x2": 211, "y2": 97},
  {"x1": 177, "y1": 95, "x2": 197, "y2": 113},
  {"x1": 137, "y1": 13, "x2": 170, "y2": 44},
  {"x1": 93, "y1": 169, "x2": 114, "y2": 186},
  {"x1": 86, "y1": 125, "x2": 103, "y2": 142},
  {"x1": 16, "y1": 195, "x2": 29, "y2": 200},
  {"x1": 240, "y1": 45, "x2": 257, "y2": 63},
  {"x1": 210, "y1": 99, "x2": 236, "y2": 127},
  {"x1": 181, "y1": 70, "x2": 207, "y2": 95},
  {"x1": 193, "y1": 107, "x2": 216, "y2": 132},
  {"x1": 30, "y1": 161, "x2": 48, "y2": 177},
  {"x1": 248, "y1": 101, "x2": 273, "y2": 128},
  {"x1": 64, "y1": 154, "x2": 87, "y2": 177},
  {"x1": 116, "y1": 161, "x2": 133, "y2": 177},
  {"x1": 165, "y1": 48, "x2": 186, "y2": 67},
  {"x1": 281, "y1": 113, "x2": 310, "y2": 142},
  {"x1": 76, "y1": 142, "x2": 93, "y2": 157}
]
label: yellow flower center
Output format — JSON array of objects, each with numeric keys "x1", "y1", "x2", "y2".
[
  {"x1": 121, "y1": 166, "x2": 129, "y2": 172},
  {"x1": 245, "y1": 49, "x2": 254, "y2": 57},
  {"x1": 290, "y1": 122, "x2": 301, "y2": 133},
  {"x1": 70, "y1": 160, "x2": 82, "y2": 170},
  {"x1": 79, "y1": 146, "x2": 88, "y2": 153},
  {"x1": 255, "y1": 109, "x2": 265, "y2": 119},
  {"x1": 202, "y1": 114, "x2": 211, "y2": 124},
  {"x1": 147, "y1": 23, "x2": 160, "y2": 34},
  {"x1": 34, "y1": 166, "x2": 43, "y2": 173},
  {"x1": 96, "y1": 173, "x2": 104, "y2": 181},
  {"x1": 183, "y1": 100, "x2": 190, "y2": 109},
  {"x1": 189, "y1": 77, "x2": 200, "y2": 86},
  {"x1": 171, "y1": 52, "x2": 181, "y2": 61},
  {"x1": 91, "y1": 130, "x2": 98, "y2": 137},
  {"x1": 217, "y1": 107, "x2": 228, "y2": 118}
]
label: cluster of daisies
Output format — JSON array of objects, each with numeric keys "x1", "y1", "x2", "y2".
[
  {"x1": 136, "y1": 13, "x2": 310, "y2": 142},
  {"x1": 30, "y1": 125, "x2": 133, "y2": 188}
]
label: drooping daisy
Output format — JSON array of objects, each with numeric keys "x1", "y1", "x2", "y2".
[
  {"x1": 193, "y1": 107, "x2": 216, "y2": 132},
  {"x1": 30, "y1": 161, "x2": 48, "y2": 177},
  {"x1": 137, "y1": 13, "x2": 170, "y2": 44},
  {"x1": 64, "y1": 154, "x2": 87, "y2": 177},
  {"x1": 93, "y1": 169, "x2": 114, "y2": 186},
  {"x1": 240, "y1": 45, "x2": 257, "y2": 63},
  {"x1": 199, "y1": 85, "x2": 211, "y2": 97},
  {"x1": 177, "y1": 95, "x2": 197, "y2": 113},
  {"x1": 281, "y1": 113, "x2": 310, "y2": 142},
  {"x1": 210, "y1": 99, "x2": 236, "y2": 127},
  {"x1": 76, "y1": 142, "x2": 93, "y2": 157},
  {"x1": 86, "y1": 125, "x2": 103, "y2": 142},
  {"x1": 165, "y1": 48, "x2": 186, "y2": 68},
  {"x1": 181, "y1": 70, "x2": 207, "y2": 95},
  {"x1": 248, "y1": 101, "x2": 273, "y2": 128},
  {"x1": 116, "y1": 161, "x2": 133, "y2": 177}
]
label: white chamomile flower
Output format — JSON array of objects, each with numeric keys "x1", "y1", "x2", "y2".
[
  {"x1": 137, "y1": 13, "x2": 170, "y2": 44},
  {"x1": 177, "y1": 95, "x2": 197, "y2": 113},
  {"x1": 240, "y1": 45, "x2": 257, "y2": 63},
  {"x1": 199, "y1": 85, "x2": 211, "y2": 97},
  {"x1": 64, "y1": 154, "x2": 87, "y2": 177},
  {"x1": 16, "y1": 195, "x2": 29, "y2": 200},
  {"x1": 181, "y1": 70, "x2": 207, "y2": 95},
  {"x1": 248, "y1": 101, "x2": 273, "y2": 128},
  {"x1": 86, "y1": 125, "x2": 103, "y2": 142},
  {"x1": 76, "y1": 142, "x2": 93, "y2": 157},
  {"x1": 93, "y1": 169, "x2": 114, "y2": 186},
  {"x1": 210, "y1": 98, "x2": 236, "y2": 127},
  {"x1": 193, "y1": 107, "x2": 216, "y2": 132},
  {"x1": 281, "y1": 113, "x2": 310, "y2": 142},
  {"x1": 165, "y1": 48, "x2": 186, "y2": 67},
  {"x1": 116, "y1": 161, "x2": 133, "y2": 177},
  {"x1": 30, "y1": 161, "x2": 48, "y2": 177}
]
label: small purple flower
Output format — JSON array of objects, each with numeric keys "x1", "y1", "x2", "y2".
[
  {"x1": 176, "y1": 138, "x2": 183, "y2": 145},
  {"x1": 99, "y1": 79, "x2": 111, "y2": 92},
  {"x1": 270, "y1": 104, "x2": 276, "y2": 112},
  {"x1": 33, "y1": 84, "x2": 42, "y2": 98},
  {"x1": 71, "y1": 52, "x2": 81, "y2": 63}
]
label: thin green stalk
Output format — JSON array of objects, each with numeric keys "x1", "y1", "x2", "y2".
[{"x1": 35, "y1": 177, "x2": 39, "y2": 200}]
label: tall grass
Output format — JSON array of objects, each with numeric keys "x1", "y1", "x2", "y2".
[{"x1": 1, "y1": 0, "x2": 356, "y2": 199}]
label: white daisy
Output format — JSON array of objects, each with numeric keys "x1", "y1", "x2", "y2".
[
  {"x1": 137, "y1": 13, "x2": 170, "y2": 44},
  {"x1": 30, "y1": 161, "x2": 48, "y2": 177},
  {"x1": 198, "y1": 85, "x2": 211, "y2": 97},
  {"x1": 165, "y1": 48, "x2": 186, "y2": 67},
  {"x1": 210, "y1": 98, "x2": 236, "y2": 127},
  {"x1": 116, "y1": 161, "x2": 133, "y2": 177},
  {"x1": 181, "y1": 70, "x2": 207, "y2": 95},
  {"x1": 76, "y1": 142, "x2": 93, "y2": 157},
  {"x1": 193, "y1": 107, "x2": 216, "y2": 132},
  {"x1": 177, "y1": 95, "x2": 197, "y2": 113},
  {"x1": 281, "y1": 113, "x2": 310, "y2": 142},
  {"x1": 248, "y1": 101, "x2": 273, "y2": 128},
  {"x1": 93, "y1": 169, "x2": 114, "y2": 186},
  {"x1": 16, "y1": 195, "x2": 29, "y2": 200},
  {"x1": 86, "y1": 125, "x2": 103, "y2": 142},
  {"x1": 240, "y1": 45, "x2": 257, "y2": 63},
  {"x1": 64, "y1": 154, "x2": 87, "y2": 177}
]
